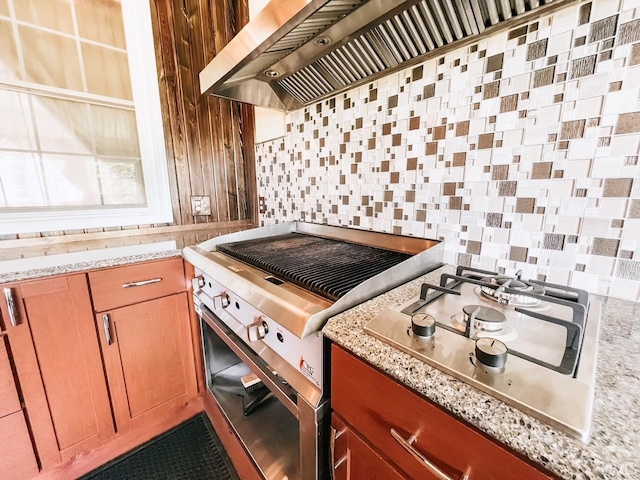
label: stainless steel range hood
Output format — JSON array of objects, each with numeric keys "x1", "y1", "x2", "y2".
[{"x1": 200, "y1": 0, "x2": 568, "y2": 111}]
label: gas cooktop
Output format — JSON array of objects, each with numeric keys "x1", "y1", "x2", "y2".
[{"x1": 364, "y1": 266, "x2": 600, "y2": 442}]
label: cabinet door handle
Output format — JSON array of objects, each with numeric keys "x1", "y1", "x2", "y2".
[
  {"x1": 122, "y1": 278, "x2": 162, "y2": 288},
  {"x1": 4, "y1": 288, "x2": 19, "y2": 327},
  {"x1": 391, "y1": 428, "x2": 464, "y2": 480},
  {"x1": 330, "y1": 426, "x2": 347, "y2": 479},
  {"x1": 102, "y1": 314, "x2": 112, "y2": 345}
]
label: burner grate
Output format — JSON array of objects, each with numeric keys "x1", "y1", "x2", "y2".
[{"x1": 216, "y1": 233, "x2": 412, "y2": 301}]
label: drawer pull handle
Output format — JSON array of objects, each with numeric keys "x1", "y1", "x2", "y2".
[
  {"x1": 102, "y1": 314, "x2": 112, "y2": 345},
  {"x1": 122, "y1": 278, "x2": 162, "y2": 288},
  {"x1": 3, "y1": 288, "x2": 19, "y2": 327},
  {"x1": 330, "y1": 426, "x2": 347, "y2": 479},
  {"x1": 391, "y1": 428, "x2": 463, "y2": 480}
]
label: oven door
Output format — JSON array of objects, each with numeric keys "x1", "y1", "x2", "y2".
[{"x1": 200, "y1": 305, "x2": 301, "y2": 479}]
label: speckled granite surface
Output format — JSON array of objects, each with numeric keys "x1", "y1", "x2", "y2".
[
  {"x1": 323, "y1": 265, "x2": 640, "y2": 480},
  {"x1": 0, "y1": 250, "x2": 181, "y2": 284}
]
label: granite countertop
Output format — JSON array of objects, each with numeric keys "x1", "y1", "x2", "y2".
[{"x1": 323, "y1": 265, "x2": 640, "y2": 480}]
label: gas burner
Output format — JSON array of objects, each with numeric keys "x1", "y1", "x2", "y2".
[
  {"x1": 462, "y1": 305, "x2": 506, "y2": 332},
  {"x1": 480, "y1": 276, "x2": 545, "y2": 306}
]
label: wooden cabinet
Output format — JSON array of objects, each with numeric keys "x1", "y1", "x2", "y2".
[
  {"x1": 0, "y1": 411, "x2": 40, "y2": 480},
  {"x1": 96, "y1": 292, "x2": 198, "y2": 432},
  {"x1": 1, "y1": 275, "x2": 115, "y2": 471},
  {"x1": 331, "y1": 345, "x2": 554, "y2": 480}
]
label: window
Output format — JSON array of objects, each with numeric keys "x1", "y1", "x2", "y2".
[{"x1": 0, "y1": 0, "x2": 172, "y2": 234}]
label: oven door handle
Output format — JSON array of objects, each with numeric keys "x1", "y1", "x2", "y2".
[{"x1": 200, "y1": 307, "x2": 299, "y2": 419}]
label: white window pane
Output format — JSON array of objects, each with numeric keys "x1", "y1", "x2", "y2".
[
  {"x1": 98, "y1": 159, "x2": 145, "y2": 205},
  {"x1": 19, "y1": 25, "x2": 83, "y2": 91},
  {"x1": 0, "y1": 19, "x2": 21, "y2": 81},
  {"x1": 0, "y1": 152, "x2": 46, "y2": 207},
  {"x1": 42, "y1": 154, "x2": 101, "y2": 205},
  {"x1": 0, "y1": 89, "x2": 37, "y2": 150},
  {"x1": 14, "y1": 0, "x2": 75, "y2": 34},
  {"x1": 75, "y1": 0, "x2": 126, "y2": 49},
  {"x1": 0, "y1": 0, "x2": 9, "y2": 17},
  {"x1": 82, "y1": 42, "x2": 132, "y2": 100},
  {"x1": 32, "y1": 95, "x2": 92, "y2": 154},
  {"x1": 91, "y1": 105, "x2": 140, "y2": 157}
]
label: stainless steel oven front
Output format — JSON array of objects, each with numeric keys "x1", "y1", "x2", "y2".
[{"x1": 193, "y1": 273, "x2": 330, "y2": 480}]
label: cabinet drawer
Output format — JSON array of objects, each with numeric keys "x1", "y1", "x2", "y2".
[
  {"x1": 0, "y1": 336, "x2": 21, "y2": 418},
  {"x1": 0, "y1": 410, "x2": 39, "y2": 480},
  {"x1": 89, "y1": 258, "x2": 186, "y2": 311},
  {"x1": 332, "y1": 345, "x2": 553, "y2": 480}
]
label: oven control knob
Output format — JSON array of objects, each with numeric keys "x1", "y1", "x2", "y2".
[
  {"x1": 411, "y1": 313, "x2": 436, "y2": 338},
  {"x1": 475, "y1": 338, "x2": 508, "y2": 369},
  {"x1": 247, "y1": 319, "x2": 269, "y2": 342},
  {"x1": 213, "y1": 294, "x2": 230, "y2": 310}
]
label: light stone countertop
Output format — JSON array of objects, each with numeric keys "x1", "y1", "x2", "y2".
[{"x1": 323, "y1": 265, "x2": 640, "y2": 480}]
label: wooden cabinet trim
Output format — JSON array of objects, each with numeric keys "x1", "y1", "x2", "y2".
[{"x1": 0, "y1": 336, "x2": 21, "y2": 418}]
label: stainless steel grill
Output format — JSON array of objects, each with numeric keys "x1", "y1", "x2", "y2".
[{"x1": 216, "y1": 233, "x2": 413, "y2": 301}]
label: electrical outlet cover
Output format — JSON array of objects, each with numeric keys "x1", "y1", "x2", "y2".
[{"x1": 191, "y1": 196, "x2": 212, "y2": 216}]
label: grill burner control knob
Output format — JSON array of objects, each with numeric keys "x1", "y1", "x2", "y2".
[
  {"x1": 247, "y1": 320, "x2": 269, "y2": 342},
  {"x1": 213, "y1": 294, "x2": 230, "y2": 310},
  {"x1": 475, "y1": 338, "x2": 508, "y2": 369},
  {"x1": 411, "y1": 313, "x2": 436, "y2": 338}
]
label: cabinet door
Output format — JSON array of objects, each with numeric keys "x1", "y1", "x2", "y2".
[
  {"x1": 332, "y1": 415, "x2": 404, "y2": 480},
  {"x1": 1, "y1": 275, "x2": 115, "y2": 467},
  {"x1": 98, "y1": 292, "x2": 197, "y2": 431},
  {"x1": 0, "y1": 410, "x2": 40, "y2": 480},
  {"x1": 0, "y1": 336, "x2": 21, "y2": 418}
]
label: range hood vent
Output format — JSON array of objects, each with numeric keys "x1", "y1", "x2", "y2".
[{"x1": 200, "y1": 0, "x2": 566, "y2": 111}]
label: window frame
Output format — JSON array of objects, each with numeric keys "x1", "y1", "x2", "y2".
[{"x1": 0, "y1": 0, "x2": 173, "y2": 235}]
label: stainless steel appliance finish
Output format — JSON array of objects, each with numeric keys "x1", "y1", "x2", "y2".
[
  {"x1": 200, "y1": 0, "x2": 572, "y2": 110},
  {"x1": 364, "y1": 265, "x2": 600, "y2": 442},
  {"x1": 185, "y1": 221, "x2": 443, "y2": 479}
]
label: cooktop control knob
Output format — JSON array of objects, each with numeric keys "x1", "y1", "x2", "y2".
[
  {"x1": 411, "y1": 313, "x2": 436, "y2": 338},
  {"x1": 247, "y1": 319, "x2": 269, "y2": 342},
  {"x1": 475, "y1": 338, "x2": 508, "y2": 369},
  {"x1": 213, "y1": 293, "x2": 230, "y2": 310}
]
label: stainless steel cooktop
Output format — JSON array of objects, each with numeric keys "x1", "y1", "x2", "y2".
[{"x1": 364, "y1": 266, "x2": 600, "y2": 442}]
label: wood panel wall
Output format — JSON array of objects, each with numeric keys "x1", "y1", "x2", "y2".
[{"x1": 1, "y1": 0, "x2": 256, "y2": 240}]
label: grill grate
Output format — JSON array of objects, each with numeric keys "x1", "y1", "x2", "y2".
[{"x1": 216, "y1": 233, "x2": 412, "y2": 301}]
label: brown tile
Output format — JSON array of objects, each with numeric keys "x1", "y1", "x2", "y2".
[
  {"x1": 533, "y1": 66, "x2": 555, "y2": 88},
  {"x1": 516, "y1": 198, "x2": 536, "y2": 213},
  {"x1": 531, "y1": 162, "x2": 553, "y2": 179},
  {"x1": 575, "y1": 36, "x2": 586, "y2": 47},
  {"x1": 452, "y1": 152, "x2": 466, "y2": 167},
  {"x1": 409, "y1": 116, "x2": 420, "y2": 130},
  {"x1": 450, "y1": 197, "x2": 462, "y2": 210},
  {"x1": 443, "y1": 182, "x2": 456, "y2": 195},
  {"x1": 615, "y1": 112, "x2": 640, "y2": 134},
  {"x1": 570, "y1": 55, "x2": 597, "y2": 79},
  {"x1": 508, "y1": 26, "x2": 528, "y2": 40},
  {"x1": 486, "y1": 213, "x2": 503, "y2": 227},
  {"x1": 599, "y1": 50, "x2": 612, "y2": 62},
  {"x1": 557, "y1": 72, "x2": 567, "y2": 82},
  {"x1": 509, "y1": 246, "x2": 528, "y2": 262},
  {"x1": 394, "y1": 208, "x2": 403, "y2": 220},
  {"x1": 407, "y1": 158, "x2": 417, "y2": 170},
  {"x1": 617, "y1": 18, "x2": 640, "y2": 45},
  {"x1": 619, "y1": 250, "x2": 634, "y2": 259},
  {"x1": 526, "y1": 39, "x2": 548, "y2": 61},
  {"x1": 592, "y1": 238, "x2": 620, "y2": 257},
  {"x1": 406, "y1": 190, "x2": 415, "y2": 202},
  {"x1": 579, "y1": 2, "x2": 592, "y2": 25},
  {"x1": 611, "y1": 219, "x2": 624, "y2": 228},
  {"x1": 483, "y1": 81, "x2": 500, "y2": 99},
  {"x1": 382, "y1": 122, "x2": 392, "y2": 135},
  {"x1": 500, "y1": 94, "x2": 518, "y2": 113},
  {"x1": 492, "y1": 165, "x2": 509, "y2": 180},
  {"x1": 521, "y1": 91, "x2": 530, "y2": 100},
  {"x1": 603, "y1": 178, "x2": 633, "y2": 197},
  {"x1": 467, "y1": 240, "x2": 482, "y2": 255},
  {"x1": 388, "y1": 95, "x2": 398, "y2": 109},
  {"x1": 369, "y1": 89, "x2": 377, "y2": 102},
  {"x1": 486, "y1": 53, "x2": 504, "y2": 73},
  {"x1": 543, "y1": 233, "x2": 565, "y2": 251},
  {"x1": 433, "y1": 125, "x2": 446, "y2": 140},
  {"x1": 498, "y1": 181, "x2": 517, "y2": 196},
  {"x1": 630, "y1": 199, "x2": 640, "y2": 218},
  {"x1": 392, "y1": 133, "x2": 402, "y2": 146},
  {"x1": 390, "y1": 172, "x2": 400, "y2": 184},
  {"x1": 381, "y1": 161, "x2": 390, "y2": 172},
  {"x1": 412, "y1": 66, "x2": 423, "y2": 81},
  {"x1": 368, "y1": 138, "x2": 376, "y2": 149},
  {"x1": 602, "y1": 38, "x2": 615, "y2": 49},
  {"x1": 423, "y1": 83, "x2": 436, "y2": 98},
  {"x1": 416, "y1": 210, "x2": 426, "y2": 222},
  {"x1": 631, "y1": 43, "x2": 640, "y2": 66},
  {"x1": 426, "y1": 142, "x2": 437, "y2": 155},
  {"x1": 456, "y1": 120, "x2": 470, "y2": 136},
  {"x1": 478, "y1": 133, "x2": 494, "y2": 149},
  {"x1": 560, "y1": 119, "x2": 586, "y2": 139}
]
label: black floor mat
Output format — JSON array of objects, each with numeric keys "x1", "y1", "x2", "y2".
[{"x1": 82, "y1": 414, "x2": 240, "y2": 480}]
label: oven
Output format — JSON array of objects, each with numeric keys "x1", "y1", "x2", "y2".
[{"x1": 184, "y1": 222, "x2": 443, "y2": 479}]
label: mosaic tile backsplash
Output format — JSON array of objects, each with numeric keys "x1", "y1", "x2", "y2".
[{"x1": 256, "y1": 0, "x2": 640, "y2": 302}]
